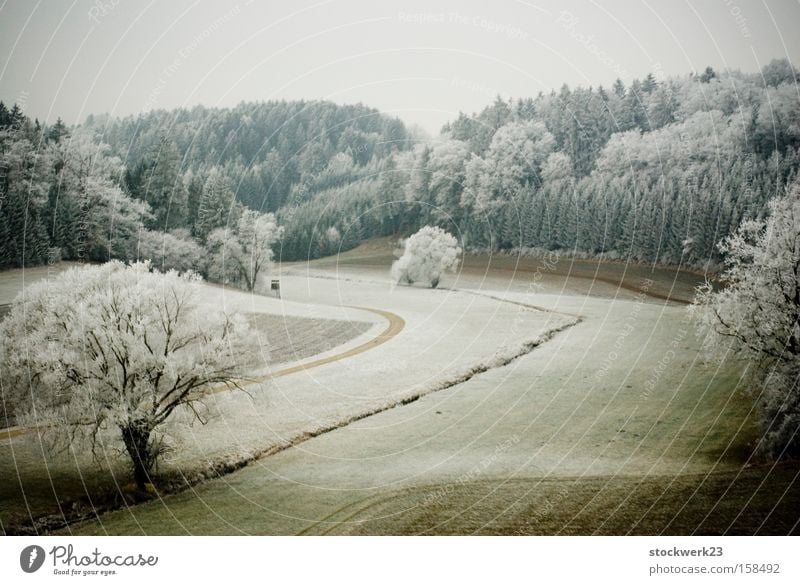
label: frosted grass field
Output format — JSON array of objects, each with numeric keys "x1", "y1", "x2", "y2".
[
  {"x1": 1, "y1": 254, "x2": 566, "y2": 533},
  {"x1": 1, "y1": 242, "x2": 797, "y2": 535},
  {"x1": 27, "y1": 242, "x2": 792, "y2": 536}
]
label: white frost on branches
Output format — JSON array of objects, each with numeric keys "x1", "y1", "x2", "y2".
[
  {"x1": 391, "y1": 226, "x2": 462, "y2": 288},
  {"x1": 692, "y1": 183, "x2": 800, "y2": 458},
  {"x1": 0, "y1": 261, "x2": 249, "y2": 486},
  {"x1": 207, "y1": 209, "x2": 283, "y2": 293},
  {"x1": 135, "y1": 228, "x2": 205, "y2": 273}
]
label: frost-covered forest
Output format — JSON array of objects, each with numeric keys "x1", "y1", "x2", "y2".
[{"x1": 1, "y1": 59, "x2": 799, "y2": 272}]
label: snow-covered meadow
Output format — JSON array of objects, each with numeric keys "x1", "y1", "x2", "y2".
[
  {"x1": 49, "y1": 244, "x2": 776, "y2": 536},
  {"x1": 1, "y1": 258, "x2": 568, "y2": 531}
]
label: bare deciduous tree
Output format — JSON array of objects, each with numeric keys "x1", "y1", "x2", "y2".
[
  {"x1": 207, "y1": 209, "x2": 283, "y2": 293},
  {"x1": 0, "y1": 261, "x2": 248, "y2": 488}
]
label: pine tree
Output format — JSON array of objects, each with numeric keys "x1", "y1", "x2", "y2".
[
  {"x1": 195, "y1": 168, "x2": 239, "y2": 239},
  {"x1": 699, "y1": 66, "x2": 717, "y2": 83},
  {"x1": 143, "y1": 137, "x2": 187, "y2": 230},
  {"x1": 47, "y1": 118, "x2": 68, "y2": 143}
]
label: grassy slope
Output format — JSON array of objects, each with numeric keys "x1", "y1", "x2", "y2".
[
  {"x1": 0, "y1": 270, "x2": 376, "y2": 534},
  {"x1": 3, "y1": 258, "x2": 564, "y2": 534},
  {"x1": 62, "y1": 241, "x2": 798, "y2": 536}
]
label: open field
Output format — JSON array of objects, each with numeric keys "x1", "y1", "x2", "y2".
[
  {"x1": 16, "y1": 241, "x2": 784, "y2": 536},
  {"x1": 0, "y1": 263, "x2": 84, "y2": 304},
  {"x1": 1, "y1": 243, "x2": 797, "y2": 535},
  {"x1": 63, "y1": 289, "x2": 776, "y2": 535},
  {"x1": 1, "y1": 259, "x2": 564, "y2": 534},
  {"x1": 0, "y1": 262, "x2": 84, "y2": 320},
  {"x1": 290, "y1": 236, "x2": 708, "y2": 305},
  {"x1": 306, "y1": 466, "x2": 800, "y2": 536},
  {"x1": 0, "y1": 272, "x2": 389, "y2": 533}
]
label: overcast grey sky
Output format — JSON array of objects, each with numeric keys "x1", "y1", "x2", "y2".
[{"x1": 1, "y1": 0, "x2": 798, "y2": 134}]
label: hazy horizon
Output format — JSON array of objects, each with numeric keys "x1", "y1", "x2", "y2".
[{"x1": 1, "y1": 0, "x2": 799, "y2": 135}]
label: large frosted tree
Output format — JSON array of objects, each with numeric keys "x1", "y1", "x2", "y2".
[
  {"x1": 0, "y1": 262, "x2": 249, "y2": 488},
  {"x1": 693, "y1": 182, "x2": 800, "y2": 458},
  {"x1": 391, "y1": 226, "x2": 461, "y2": 288}
]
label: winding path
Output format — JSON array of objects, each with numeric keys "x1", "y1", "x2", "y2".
[
  {"x1": 239, "y1": 307, "x2": 404, "y2": 384},
  {"x1": 0, "y1": 307, "x2": 405, "y2": 441}
]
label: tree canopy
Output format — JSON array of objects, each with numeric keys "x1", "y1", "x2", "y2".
[
  {"x1": 2, "y1": 60, "x2": 799, "y2": 270},
  {"x1": 0, "y1": 261, "x2": 250, "y2": 486},
  {"x1": 392, "y1": 226, "x2": 462, "y2": 288},
  {"x1": 693, "y1": 180, "x2": 800, "y2": 458}
]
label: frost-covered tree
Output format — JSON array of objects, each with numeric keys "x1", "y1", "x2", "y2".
[
  {"x1": 207, "y1": 209, "x2": 283, "y2": 292},
  {"x1": 53, "y1": 133, "x2": 151, "y2": 261},
  {"x1": 0, "y1": 128, "x2": 52, "y2": 267},
  {"x1": 318, "y1": 225, "x2": 341, "y2": 257},
  {"x1": 541, "y1": 152, "x2": 574, "y2": 183},
  {"x1": 134, "y1": 228, "x2": 205, "y2": 273},
  {"x1": 0, "y1": 262, "x2": 248, "y2": 488},
  {"x1": 693, "y1": 183, "x2": 800, "y2": 458},
  {"x1": 391, "y1": 226, "x2": 461, "y2": 288},
  {"x1": 761, "y1": 58, "x2": 798, "y2": 88},
  {"x1": 463, "y1": 120, "x2": 554, "y2": 211},
  {"x1": 148, "y1": 138, "x2": 188, "y2": 231},
  {"x1": 427, "y1": 139, "x2": 469, "y2": 224}
]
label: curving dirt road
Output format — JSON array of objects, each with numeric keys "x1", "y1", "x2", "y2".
[
  {"x1": 64, "y1": 286, "x2": 765, "y2": 536},
  {"x1": 0, "y1": 306, "x2": 405, "y2": 441},
  {"x1": 253, "y1": 307, "x2": 404, "y2": 381}
]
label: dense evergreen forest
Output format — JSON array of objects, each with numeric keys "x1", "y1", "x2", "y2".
[{"x1": 1, "y1": 58, "x2": 798, "y2": 274}]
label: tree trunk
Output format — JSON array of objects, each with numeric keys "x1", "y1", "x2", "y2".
[{"x1": 120, "y1": 420, "x2": 155, "y2": 489}]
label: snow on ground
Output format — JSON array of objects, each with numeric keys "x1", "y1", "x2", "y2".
[
  {"x1": 188, "y1": 282, "x2": 384, "y2": 373},
  {"x1": 1, "y1": 267, "x2": 568, "y2": 531},
  {"x1": 64, "y1": 264, "x2": 756, "y2": 535},
  {"x1": 239, "y1": 312, "x2": 373, "y2": 367},
  {"x1": 155, "y1": 275, "x2": 569, "y2": 470},
  {"x1": 0, "y1": 263, "x2": 82, "y2": 309},
  {"x1": 0, "y1": 273, "x2": 383, "y2": 529}
]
